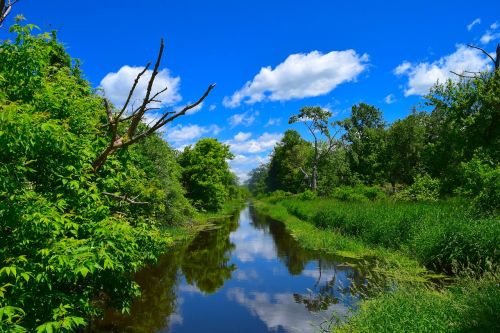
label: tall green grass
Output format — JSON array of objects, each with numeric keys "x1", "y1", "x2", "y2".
[
  {"x1": 271, "y1": 197, "x2": 498, "y2": 273},
  {"x1": 337, "y1": 271, "x2": 500, "y2": 333}
]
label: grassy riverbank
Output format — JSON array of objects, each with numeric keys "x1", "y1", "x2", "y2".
[
  {"x1": 253, "y1": 200, "x2": 428, "y2": 280},
  {"x1": 253, "y1": 197, "x2": 500, "y2": 332}
]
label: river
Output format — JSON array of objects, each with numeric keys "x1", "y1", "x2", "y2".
[{"x1": 94, "y1": 205, "x2": 372, "y2": 333}]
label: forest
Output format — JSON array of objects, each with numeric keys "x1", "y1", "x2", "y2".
[{"x1": 0, "y1": 2, "x2": 499, "y2": 333}]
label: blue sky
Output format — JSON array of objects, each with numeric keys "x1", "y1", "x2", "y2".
[{"x1": 3, "y1": 0, "x2": 499, "y2": 181}]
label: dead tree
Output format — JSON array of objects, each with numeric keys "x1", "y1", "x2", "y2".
[
  {"x1": 451, "y1": 43, "x2": 500, "y2": 78},
  {"x1": 92, "y1": 38, "x2": 215, "y2": 171},
  {"x1": 0, "y1": 0, "x2": 19, "y2": 26},
  {"x1": 289, "y1": 106, "x2": 342, "y2": 192}
]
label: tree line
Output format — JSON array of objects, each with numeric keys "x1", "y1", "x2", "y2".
[{"x1": 248, "y1": 67, "x2": 499, "y2": 215}]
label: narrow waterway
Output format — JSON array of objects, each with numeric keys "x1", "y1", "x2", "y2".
[{"x1": 95, "y1": 205, "x2": 372, "y2": 333}]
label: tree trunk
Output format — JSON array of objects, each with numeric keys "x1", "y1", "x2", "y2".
[{"x1": 311, "y1": 164, "x2": 318, "y2": 191}]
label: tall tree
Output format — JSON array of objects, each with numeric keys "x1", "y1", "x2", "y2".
[
  {"x1": 385, "y1": 110, "x2": 429, "y2": 188},
  {"x1": 178, "y1": 138, "x2": 235, "y2": 211},
  {"x1": 424, "y1": 71, "x2": 500, "y2": 191},
  {"x1": 267, "y1": 130, "x2": 312, "y2": 193},
  {"x1": 246, "y1": 164, "x2": 269, "y2": 196},
  {"x1": 338, "y1": 103, "x2": 386, "y2": 184},
  {"x1": 289, "y1": 106, "x2": 341, "y2": 191}
]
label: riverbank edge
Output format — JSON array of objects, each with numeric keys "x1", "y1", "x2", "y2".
[
  {"x1": 164, "y1": 199, "x2": 247, "y2": 245},
  {"x1": 252, "y1": 199, "x2": 500, "y2": 332},
  {"x1": 252, "y1": 199, "x2": 432, "y2": 281}
]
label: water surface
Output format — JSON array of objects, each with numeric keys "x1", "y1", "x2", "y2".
[{"x1": 96, "y1": 205, "x2": 371, "y2": 333}]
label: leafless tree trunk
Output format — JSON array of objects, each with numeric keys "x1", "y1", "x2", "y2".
[
  {"x1": 302, "y1": 120, "x2": 340, "y2": 192},
  {"x1": 93, "y1": 38, "x2": 215, "y2": 171}
]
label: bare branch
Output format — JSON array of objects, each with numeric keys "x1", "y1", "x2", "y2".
[
  {"x1": 92, "y1": 39, "x2": 216, "y2": 172},
  {"x1": 118, "y1": 64, "x2": 150, "y2": 120},
  {"x1": 467, "y1": 44, "x2": 496, "y2": 66},
  {"x1": 450, "y1": 70, "x2": 478, "y2": 79},
  {"x1": 151, "y1": 83, "x2": 216, "y2": 130},
  {"x1": 102, "y1": 192, "x2": 149, "y2": 205},
  {"x1": 128, "y1": 38, "x2": 165, "y2": 138},
  {"x1": 0, "y1": 0, "x2": 19, "y2": 27}
]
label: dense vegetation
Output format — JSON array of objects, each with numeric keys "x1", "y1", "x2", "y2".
[
  {"x1": 249, "y1": 47, "x2": 499, "y2": 332},
  {"x1": 249, "y1": 70, "x2": 499, "y2": 215},
  {"x1": 0, "y1": 21, "x2": 240, "y2": 332}
]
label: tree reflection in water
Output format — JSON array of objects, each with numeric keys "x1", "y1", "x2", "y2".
[
  {"x1": 250, "y1": 208, "x2": 368, "y2": 312},
  {"x1": 93, "y1": 207, "x2": 377, "y2": 333},
  {"x1": 93, "y1": 214, "x2": 238, "y2": 332}
]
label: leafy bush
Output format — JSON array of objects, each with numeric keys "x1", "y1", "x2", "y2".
[
  {"x1": 329, "y1": 185, "x2": 386, "y2": 202},
  {"x1": 459, "y1": 156, "x2": 500, "y2": 216},
  {"x1": 266, "y1": 190, "x2": 293, "y2": 204},
  {"x1": 297, "y1": 190, "x2": 317, "y2": 201},
  {"x1": 394, "y1": 174, "x2": 441, "y2": 202}
]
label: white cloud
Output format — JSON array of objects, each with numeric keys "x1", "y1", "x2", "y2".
[
  {"x1": 265, "y1": 118, "x2": 281, "y2": 127},
  {"x1": 467, "y1": 18, "x2": 481, "y2": 31},
  {"x1": 226, "y1": 288, "x2": 350, "y2": 333},
  {"x1": 223, "y1": 50, "x2": 369, "y2": 107},
  {"x1": 226, "y1": 132, "x2": 280, "y2": 183},
  {"x1": 164, "y1": 124, "x2": 222, "y2": 147},
  {"x1": 480, "y1": 22, "x2": 500, "y2": 44},
  {"x1": 228, "y1": 110, "x2": 258, "y2": 128},
  {"x1": 384, "y1": 94, "x2": 397, "y2": 104},
  {"x1": 394, "y1": 44, "x2": 491, "y2": 96},
  {"x1": 100, "y1": 65, "x2": 181, "y2": 108},
  {"x1": 209, "y1": 104, "x2": 217, "y2": 111},
  {"x1": 227, "y1": 132, "x2": 282, "y2": 154},
  {"x1": 480, "y1": 31, "x2": 500, "y2": 44},
  {"x1": 234, "y1": 132, "x2": 252, "y2": 142},
  {"x1": 394, "y1": 61, "x2": 412, "y2": 75}
]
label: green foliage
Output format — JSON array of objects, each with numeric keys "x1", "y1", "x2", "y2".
[
  {"x1": 385, "y1": 110, "x2": 428, "y2": 185},
  {"x1": 329, "y1": 185, "x2": 386, "y2": 202},
  {"x1": 246, "y1": 164, "x2": 269, "y2": 196},
  {"x1": 297, "y1": 190, "x2": 317, "y2": 201},
  {"x1": 458, "y1": 155, "x2": 499, "y2": 216},
  {"x1": 266, "y1": 190, "x2": 293, "y2": 204},
  {"x1": 179, "y1": 138, "x2": 235, "y2": 211},
  {"x1": 337, "y1": 103, "x2": 386, "y2": 184},
  {"x1": 394, "y1": 174, "x2": 441, "y2": 202},
  {"x1": 424, "y1": 72, "x2": 500, "y2": 192},
  {"x1": 267, "y1": 130, "x2": 312, "y2": 193},
  {"x1": 0, "y1": 22, "x2": 191, "y2": 331}
]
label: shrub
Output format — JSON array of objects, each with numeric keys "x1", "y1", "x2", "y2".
[
  {"x1": 329, "y1": 185, "x2": 385, "y2": 202},
  {"x1": 459, "y1": 156, "x2": 500, "y2": 216},
  {"x1": 267, "y1": 190, "x2": 293, "y2": 204},
  {"x1": 394, "y1": 174, "x2": 441, "y2": 202},
  {"x1": 297, "y1": 189, "x2": 317, "y2": 201}
]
